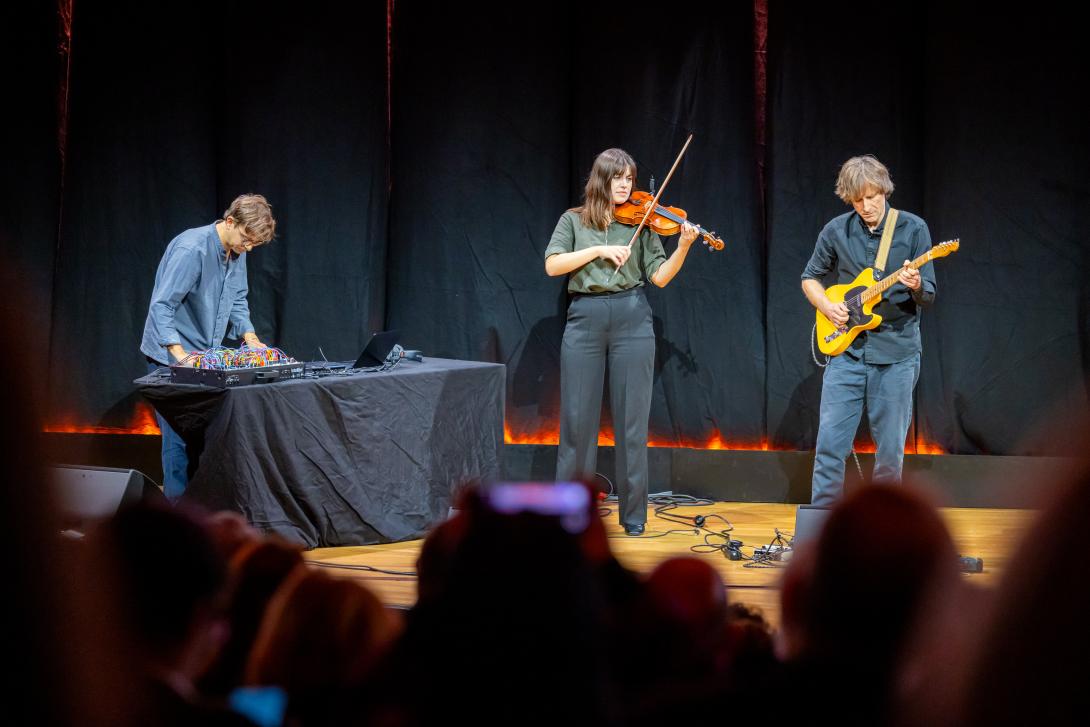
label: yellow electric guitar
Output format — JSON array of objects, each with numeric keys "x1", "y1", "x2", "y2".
[{"x1": 815, "y1": 239, "x2": 959, "y2": 356}]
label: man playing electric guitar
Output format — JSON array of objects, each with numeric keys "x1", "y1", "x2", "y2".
[{"x1": 801, "y1": 155, "x2": 936, "y2": 506}]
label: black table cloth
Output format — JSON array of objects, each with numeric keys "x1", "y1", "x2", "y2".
[{"x1": 136, "y1": 358, "x2": 505, "y2": 547}]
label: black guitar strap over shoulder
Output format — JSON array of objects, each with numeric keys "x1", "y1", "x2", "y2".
[{"x1": 874, "y1": 208, "x2": 899, "y2": 275}]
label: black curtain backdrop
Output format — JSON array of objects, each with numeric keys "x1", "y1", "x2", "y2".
[
  {"x1": 765, "y1": 0, "x2": 929, "y2": 453},
  {"x1": 766, "y1": 1, "x2": 1090, "y2": 455},
  {"x1": 43, "y1": 0, "x2": 388, "y2": 426},
  {"x1": 1, "y1": 1, "x2": 61, "y2": 369},
  {"x1": 917, "y1": 5, "x2": 1090, "y2": 455},
  {"x1": 388, "y1": 0, "x2": 763, "y2": 447},
  {"x1": 8, "y1": 1, "x2": 1088, "y2": 457}
]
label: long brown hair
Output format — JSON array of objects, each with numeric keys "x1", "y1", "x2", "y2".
[{"x1": 577, "y1": 148, "x2": 636, "y2": 231}]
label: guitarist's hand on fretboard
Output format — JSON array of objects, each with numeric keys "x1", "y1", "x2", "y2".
[{"x1": 897, "y1": 259, "x2": 922, "y2": 290}]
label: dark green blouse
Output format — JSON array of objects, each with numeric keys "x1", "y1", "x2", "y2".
[{"x1": 544, "y1": 210, "x2": 667, "y2": 294}]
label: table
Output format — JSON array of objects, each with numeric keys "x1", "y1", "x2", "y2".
[{"x1": 136, "y1": 358, "x2": 505, "y2": 547}]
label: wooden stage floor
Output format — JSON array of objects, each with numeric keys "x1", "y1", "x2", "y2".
[{"x1": 304, "y1": 502, "x2": 1035, "y2": 627}]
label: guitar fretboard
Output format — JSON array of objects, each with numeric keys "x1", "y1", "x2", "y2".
[{"x1": 857, "y1": 240, "x2": 957, "y2": 305}]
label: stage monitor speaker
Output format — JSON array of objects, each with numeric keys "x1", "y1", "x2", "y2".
[
  {"x1": 49, "y1": 464, "x2": 165, "y2": 534},
  {"x1": 793, "y1": 504, "x2": 832, "y2": 550}
]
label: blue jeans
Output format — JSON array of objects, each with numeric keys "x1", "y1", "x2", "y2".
[
  {"x1": 811, "y1": 352, "x2": 921, "y2": 506},
  {"x1": 147, "y1": 362, "x2": 188, "y2": 501}
]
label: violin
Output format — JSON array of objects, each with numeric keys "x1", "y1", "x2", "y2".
[{"x1": 613, "y1": 190, "x2": 725, "y2": 251}]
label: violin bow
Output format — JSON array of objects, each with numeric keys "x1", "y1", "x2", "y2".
[{"x1": 607, "y1": 133, "x2": 693, "y2": 283}]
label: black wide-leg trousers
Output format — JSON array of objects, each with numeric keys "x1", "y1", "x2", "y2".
[{"x1": 556, "y1": 287, "x2": 654, "y2": 527}]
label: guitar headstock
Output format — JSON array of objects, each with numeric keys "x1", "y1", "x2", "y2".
[{"x1": 931, "y1": 239, "x2": 959, "y2": 258}]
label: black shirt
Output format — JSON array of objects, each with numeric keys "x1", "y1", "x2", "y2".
[{"x1": 802, "y1": 204, "x2": 937, "y2": 364}]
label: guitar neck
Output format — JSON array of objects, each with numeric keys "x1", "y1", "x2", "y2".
[{"x1": 861, "y1": 249, "x2": 938, "y2": 303}]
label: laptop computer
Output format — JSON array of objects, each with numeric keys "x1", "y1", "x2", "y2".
[
  {"x1": 353, "y1": 329, "x2": 400, "y2": 368},
  {"x1": 305, "y1": 330, "x2": 401, "y2": 372}
]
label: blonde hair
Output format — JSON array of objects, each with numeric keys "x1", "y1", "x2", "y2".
[
  {"x1": 577, "y1": 148, "x2": 636, "y2": 231},
  {"x1": 835, "y1": 155, "x2": 895, "y2": 203},
  {"x1": 223, "y1": 194, "x2": 276, "y2": 244}
]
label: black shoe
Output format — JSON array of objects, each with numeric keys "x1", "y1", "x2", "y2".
[{"x1": 624, "y1": 523, "x2": 645, "y2": 536}]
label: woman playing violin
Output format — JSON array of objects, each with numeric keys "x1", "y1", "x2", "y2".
[{"x1": 544, "y1": 148, "x2": 698, "y2": 536}]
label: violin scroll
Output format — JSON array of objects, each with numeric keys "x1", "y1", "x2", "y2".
[{"x1": 701, "y1": 231, "x2": 725, "y2": 251}]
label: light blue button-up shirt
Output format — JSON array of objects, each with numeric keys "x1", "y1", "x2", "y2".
[{"x1": 140, "y1": 223, "x2": 255, "y2": 364}]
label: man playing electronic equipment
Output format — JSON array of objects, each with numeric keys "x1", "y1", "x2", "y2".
[{"x1": 139, "y1": 193, "x2": 276, "y2": 500}]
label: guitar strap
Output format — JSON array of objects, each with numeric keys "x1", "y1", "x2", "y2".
[{"x1": 874, "y1": 208, "x2": 899, "y2": 274}]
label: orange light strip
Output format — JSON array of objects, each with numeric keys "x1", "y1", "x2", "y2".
[
  {"x1": 504, "y1": 423, "x2": 944, "y2": 454},
  {"x1": 43, "y1": 403, "x2": 161, "y2": 436},
  {"x1": 41, "y1": 416, "x2": 945, "y2": 454}
]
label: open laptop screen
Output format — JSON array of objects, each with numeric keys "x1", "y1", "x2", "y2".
[{"x1": 353, "y1": 329, "x2": 400, "y2": 368}]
